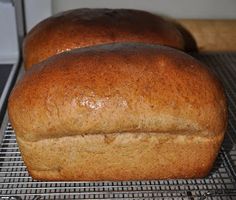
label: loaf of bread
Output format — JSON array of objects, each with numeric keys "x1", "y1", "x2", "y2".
[
  {"x1": 23, "y1": 8, "x2": 186, "y2": 69},
  {"x1": 8, "y1": 43, "x2": 227, "y2": 181}
]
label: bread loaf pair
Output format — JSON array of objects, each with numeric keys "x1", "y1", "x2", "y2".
[{"x1": 8, "y1": 43, "x2": 227, "y2": 180}]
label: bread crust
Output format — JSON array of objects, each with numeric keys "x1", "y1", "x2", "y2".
[
  {"x1": 23, "y1": 8, "x2": 185, "y2": 69},
  {"x1": 9, "y1": 43, "x2": 227, "y2": 141},
  {"x1": 17, "y1": 132, "x2": 224, "y2": 181},
  {"x1": 8, "y1": 43, "x2": 227, "y2": 180}
]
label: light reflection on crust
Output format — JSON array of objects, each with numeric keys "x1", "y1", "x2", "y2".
[{"x1": 79, "y1": 96, "x2": 128, "y2": 110}]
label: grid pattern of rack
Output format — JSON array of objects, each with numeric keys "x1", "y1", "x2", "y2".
[{"x1": 0, "y1": 53, "x2": 236, "y2": 199}]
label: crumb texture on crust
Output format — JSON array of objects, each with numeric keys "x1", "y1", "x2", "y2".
[
  {"x1": 17, "y1": 131, "x2": 224, "y2": 181},
  {"x1": 23, "y1": 8, "x2": 185, "y2": 69},
  {"x1": 8, "y1": 43, "x2": 227, "y2": 142}
]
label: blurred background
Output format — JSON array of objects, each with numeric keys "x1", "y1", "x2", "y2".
[{"x1": 27, "y1": 0, "x2": 236, "y2": 32}]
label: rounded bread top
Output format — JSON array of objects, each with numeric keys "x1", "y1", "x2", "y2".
[
  {"x1": 23, "y1": 8, "x2": 185, "y2": 69},
  {"x1": 9, "y1": 43, "x2": 227, "y2": 141}
]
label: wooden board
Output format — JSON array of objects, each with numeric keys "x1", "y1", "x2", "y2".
[{"x1": 177, "y1": 20, "x2": 236, "y2": 52}]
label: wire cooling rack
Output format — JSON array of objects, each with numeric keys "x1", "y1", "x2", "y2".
[{"x1": 0, "y1": 53, "x2": 236, "y2": 199}]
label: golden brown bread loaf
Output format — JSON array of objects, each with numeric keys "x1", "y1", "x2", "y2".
[
  {"x1": 8, "y1": 43, "x2": 227, "y2": 181},
  {"x1": 23, "y1": 8, "x2": 186, "y2": 69}
]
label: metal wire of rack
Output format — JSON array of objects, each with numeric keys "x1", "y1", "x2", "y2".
[{"x1": 0, "y1": 53, "x2": 236, "y2": 199}]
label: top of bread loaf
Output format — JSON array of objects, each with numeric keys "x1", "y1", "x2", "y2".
[
  {"x1": 23, "y1": 8, "x2": 185, "y2": 69},
  {"x1": 9, "y1": 43, "x2": 227, "y2": 142}
]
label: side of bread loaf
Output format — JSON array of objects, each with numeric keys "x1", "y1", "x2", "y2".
[
  {"x1": 17, "y1": 132, "x2": 223, "y2": 181},
  {"x1": 8, "y1": 43, "x2": 227, "y2": 180},
  {"x1": 23, "y1": 8, "x2": 185, "y2": 69}
]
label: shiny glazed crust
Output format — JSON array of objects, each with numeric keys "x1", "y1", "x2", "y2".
[
  {"x1": 23, "y1": 8, "x2": 185, "y2": 69},
  {"x1": 8, "y1": 43, "x2": 227, "y2": 180}
]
